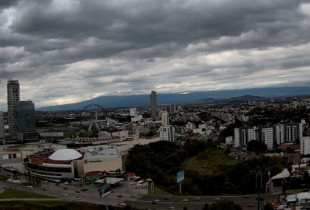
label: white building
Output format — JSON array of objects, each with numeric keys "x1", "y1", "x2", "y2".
[
  {"x1": 160, "y1": 125, "x2": 175, "y2": 142},
  {"x1": 161, "y1": 111, "x2": 169, "y2": 126},
  {"x1": 301, "y1": 137, "x2": 310, "y2": 155},
  {"x1": 275, "y1": 124, "x2": 285, "y2": 144},
  {"x1": 130, "y1": 108, "x2": 143, "y2": 123},
  {"x1": 262, "y1": 127, "x2": 274, "y2": 149},
  {"x1": 234, "y1": 128, "x2": 240, "y2": 147},
  {"x1": 225, "y1": 136, "x2": 233, "y2": 145},
  {"x1": 247, "y1": 127, "x2": 258, "y2": 142},
  {"x1": 186, "y1": 122, "x2": 196, "y2": 130},
  {"x1": 129, "y1": 108, "x2": 137, "y2": 117},
  {"x1": 82, "y1": 145, "x2": 122, "y2": 175}
]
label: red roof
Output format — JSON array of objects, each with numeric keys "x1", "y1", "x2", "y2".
[{"x1": 85, "y1": 171, "x2": 102, "y2": 177}]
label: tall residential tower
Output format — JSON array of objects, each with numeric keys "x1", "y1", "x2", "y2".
[
  {"x1": 150, "y1": 91, "x2": 157, "y2": 119},
  {"x1": 7, "y1": 80, "x2": 20, "y2": 139}
]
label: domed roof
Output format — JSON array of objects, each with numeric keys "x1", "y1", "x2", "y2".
[{"x1": 48, "y1": 149, "x2": 82, "y2": 161}]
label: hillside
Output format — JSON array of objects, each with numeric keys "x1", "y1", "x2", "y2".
[{"x1": 37, "y1": 87, "x2": 310, "y2": 111}]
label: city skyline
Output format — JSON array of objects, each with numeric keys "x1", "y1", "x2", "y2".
[{"x1": 0, "y1": 0, "x2": 310, "y2": 110}]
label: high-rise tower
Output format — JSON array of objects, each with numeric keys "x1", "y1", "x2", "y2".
[
  {"x1": 150, "y1": 91, "x2": 157, "y2": 119},
  {"x1": 0, "y1": 111, "x2": 5, "y2": 145},
  {"x1": 7, "y1": 80, "x2": 20, "y2": 139},
  {"x1": 161, "y1": 111, "x2": 169, "y2": 126},
  {"x1": 17, "y1": 100, "x2": 38, "y2": 142}
]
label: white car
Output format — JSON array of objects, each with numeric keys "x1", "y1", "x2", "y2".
[
  {"x1": 26, "y1": 186, "x2": 34, "y2": 190},
  {"x1": 181, "y1": 198, "x2": 188, "y2": 202},
  {"x1": 119, "y1": 203, "x2": 126, "y2": 207}
]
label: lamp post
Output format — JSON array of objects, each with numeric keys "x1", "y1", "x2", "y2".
[{"x1": 256, "y1": 170, "x2": 262, "y2": 210}]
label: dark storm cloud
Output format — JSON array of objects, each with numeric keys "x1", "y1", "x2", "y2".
[
  {"x1": 0, "y1": 0, "x2": 19, "y2": 10},
  {"x1": 0, "y1": 0, "x2": 310, "y2": 109}
]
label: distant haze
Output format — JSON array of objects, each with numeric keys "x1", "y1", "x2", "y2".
[{"x1": 38, "y1": 87, "x2": 310, "y2": 111}]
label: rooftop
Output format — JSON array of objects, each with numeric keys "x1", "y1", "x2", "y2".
[{"x1": 83, "y1": 146, "x2": 120, "y2": 160}]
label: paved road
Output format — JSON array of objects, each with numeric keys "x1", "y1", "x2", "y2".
[{"x1": 0, "y1": 169, "x2": 281, "y2": 210}]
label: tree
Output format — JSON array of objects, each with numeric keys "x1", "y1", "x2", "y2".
[{"x1": 247, "y1": 140, "x2": 267, "y2": 153}]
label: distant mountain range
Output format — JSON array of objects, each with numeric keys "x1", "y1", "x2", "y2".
[{"x1": 37, "y1": 87, "x2": 310, "y2": 111}]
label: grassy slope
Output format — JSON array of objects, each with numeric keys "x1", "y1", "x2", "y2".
[
  {"x1": 183, "y1": 149, "x2": 239, "y2": 176},
  {"x1": 0, "y1": 188, "x2": 52, "y2": 199}
]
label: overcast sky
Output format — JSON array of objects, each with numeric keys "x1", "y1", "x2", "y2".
[{"x1": 1, "y1": 0, "x2": 310, "y2": 109}]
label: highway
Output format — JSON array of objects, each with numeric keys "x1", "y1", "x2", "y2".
[{"x1": 0, "y1": 170, "x2": 280, "y2": 210}]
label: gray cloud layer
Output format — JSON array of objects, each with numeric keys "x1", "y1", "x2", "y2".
[{"x1": 0, "y1": 0, "x2": 310, "y2": 109}]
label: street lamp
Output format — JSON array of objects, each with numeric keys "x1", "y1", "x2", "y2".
[{"x1": 256, "y1": 170, "x2": 263, "y2": 210}]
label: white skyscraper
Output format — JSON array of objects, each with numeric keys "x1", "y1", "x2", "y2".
[
  {"x1": 160, "y1": 125, "x2": 175, "y2": 142},
  {"x1": 161, "y1": 111, "x2": 169, "y2": 126},
  {"x1": 262, "y1": 127, "x2": 274, "y2": 149}
]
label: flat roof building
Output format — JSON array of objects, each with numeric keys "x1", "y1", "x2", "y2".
[{"x1": 82, "y1": 145, "x2": 122, "y2": 175}]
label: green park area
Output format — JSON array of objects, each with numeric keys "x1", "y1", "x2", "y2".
[
  {"x1": 125, "y1": 141, "x2": 289, "y2": 195},
  {"x1": 0, "y1": 188, "x2": 109, "y2": 210}
]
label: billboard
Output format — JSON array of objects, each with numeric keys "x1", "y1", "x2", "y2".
[{"x1": 177, "y1": 170, "x2": 185, "y2": 183}]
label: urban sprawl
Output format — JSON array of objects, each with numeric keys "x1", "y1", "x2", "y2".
[{"x1": 2, "y1": 80, "x2": 310, "y2": 209}]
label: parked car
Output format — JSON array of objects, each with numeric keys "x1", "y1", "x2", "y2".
[{"x1": 26, "y1": 186, "x2": 34, "y2": 190}]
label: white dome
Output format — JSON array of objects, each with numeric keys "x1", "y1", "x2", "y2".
[{"x1": 48, "y1": 149, "x2": 82, "y2": 161}]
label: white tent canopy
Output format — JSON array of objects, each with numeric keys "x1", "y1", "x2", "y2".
[
  {"x1": 271, "y1": 168, "x2": 290, "y2": 180},
  {"x1": 49, "y1": 149, "x2": 82, "y2": 161}
]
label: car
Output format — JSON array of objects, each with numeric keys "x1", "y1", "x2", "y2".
[
  {"x1": 81, "y1": 188, "x2": 88, "y2": 191},
  {"x1": 168, "y1": 206, "x2": 175, "y2": 209},
  {"x1": 119, "y1": 203, "x2": 126, "y2": 207},
  {"x1": 64, "y1": 182, "x2": 68, "y2": 185},
  {"x1": 215, "y1": 197, "x2": 221, "y2": 201},
  {"x1": 154, "y1": 199, "x2": 160, "y2": 202},
  {"x1": 152, "y1": 201, "x2": 158, "y2": 204},
  {"x1": 62, "y1": 193, "x2": 68, "y2": 196},
  {"x1": 193, "y1": 197, "x2": 201, "y2": 201},
  {"x1": 76, "y1": 197, "x2": 82, "y2": 200},
  {"x1": 248, "y1": 204, "x2": 255, "y2": 207},
  {"x1": 181, "y1": 198, "x2": 189, "y2": 202},
  {"x1": 26, "y1": 186, "x2": 34, "y2": 190}
]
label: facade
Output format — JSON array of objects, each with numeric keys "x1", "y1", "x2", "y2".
[
  {"x1": 150, "y1": 91, "x2": 157, "y2": 119},
  {"x1": 234, "y1": 127, "x2": 260, "y2": 147},
  {"x1": 262, "y1": 127, "x2": 274, "y2": 149},
  {"x1": 129, "y1": 108, "x2": 137, "y2": 117},
  {"x1": 16, "y1": 100, "x2": 38, "y2": 142},
  {"x1": 161, "y1": 111, "x2": 169, "y2": 126},
  {"x1": 274, "y1": 123, "x2": 302, "y2": 144},
  {"x1": 160, "y1": 125, "x2": 175, "y2": 142},
  {"x1": 82, "y1": 145, "x2": 122, "y2": 175},
  {"x1": 301, "y1": 137, "x2": 310, "y2": 155},
  {"x1": 0, "y1": 112, "x2": 5, "y2": 145},
  {"x1": 234, "y1": 122, "x2": 303, "y2": 149},
  {"x1": 7, "y1": 80, "x2": 20, "y2": 139},
  {"x1": 25, "y1": 148, "x2": 83, "y2": 182},
  {"x1": 0, "y1": 150, "x2": 22, "y2": 165}
]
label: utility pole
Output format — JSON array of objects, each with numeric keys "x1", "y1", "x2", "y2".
[{"x1": 256, "y1": 170, "x2": 262, "y2": 210}]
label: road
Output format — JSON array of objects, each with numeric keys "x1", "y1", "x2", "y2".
[{"x1": 0, "y1": 170, "x2": 280, "y2": 210}]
